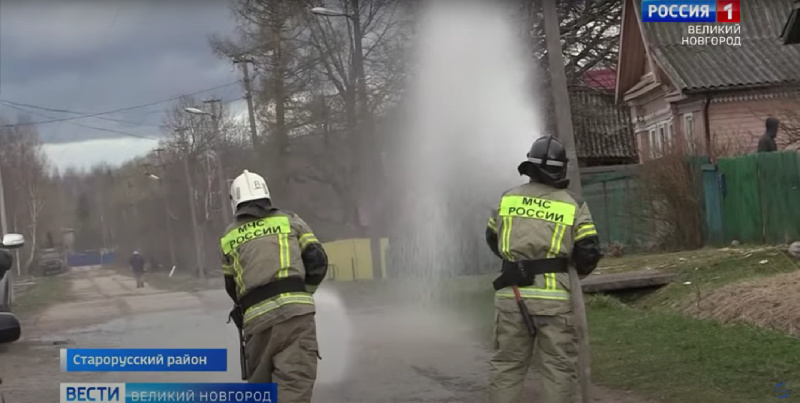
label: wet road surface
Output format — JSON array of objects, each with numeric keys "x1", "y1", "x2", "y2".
[{"x1": 0, "y1": 269, "x2": 655, "y2": 402}]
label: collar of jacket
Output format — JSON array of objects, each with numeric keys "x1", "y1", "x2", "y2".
[{"x1": 235, "y1": 203, "x2": 277, "y2": 219}]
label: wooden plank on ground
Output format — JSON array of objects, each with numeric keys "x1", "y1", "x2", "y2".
[{"x1": 581, "y1": 270, "x2": 677, "y2": 293}]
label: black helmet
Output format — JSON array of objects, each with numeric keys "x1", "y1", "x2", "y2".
[{"x1": 517, "y1": 136, "x2": 569, "y2": 187}]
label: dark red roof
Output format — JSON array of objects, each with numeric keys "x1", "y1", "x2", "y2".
[{"x1": 581, "y1": 68, "x2": 616, "y2": 91}]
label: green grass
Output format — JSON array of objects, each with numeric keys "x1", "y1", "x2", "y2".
[
  {"x1": 628, "y1": 246, "x2": 799, "y2": 310},
  {"x1": 425, "y1": 247, "x2": 800, "y2": 402},
  {"x1": 12, "y1": 276, "x2": 70, "y2": 315},
  {"x1": 588, "y1": 299, "x2": 800, "y2": 403}
]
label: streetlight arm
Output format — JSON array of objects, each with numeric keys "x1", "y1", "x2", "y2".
[
  {"x1": 184, "y1": 107, "x2": 211, "y2": 116},
  {"x1": 310, "y1": 7, "x2": 353, "y2": 19}
]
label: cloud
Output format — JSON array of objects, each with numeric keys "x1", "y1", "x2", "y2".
[
  {"x1": 42, "y1": 137, "x2": 159, "y2": 173},
  {"x1": 0, "y1": 0, "x2": 244, "y2": 168}
]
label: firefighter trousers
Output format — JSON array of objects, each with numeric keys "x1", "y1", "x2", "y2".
[
  {"x1": 488, "y1": 308, "x2": 579, "y2": 403},
  {"x1": 245, "y1": 313, "x2": 319, "y2": 403}
]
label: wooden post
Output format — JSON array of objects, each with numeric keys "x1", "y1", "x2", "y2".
[{"x1": 541, "y1": 0, "x2": 591, "y2": 401}]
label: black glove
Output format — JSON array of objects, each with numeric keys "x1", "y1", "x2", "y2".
[{"x1": 228, "y1": 306, "x2": 244, "y2": 329}]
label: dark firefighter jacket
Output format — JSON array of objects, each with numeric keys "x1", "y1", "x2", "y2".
[
  {"x1": 220, "y1": 202, "x2": 328, "y2": 335},
  {"x1": 485, "y1": 181, "x2": 603, "y2": 316}
]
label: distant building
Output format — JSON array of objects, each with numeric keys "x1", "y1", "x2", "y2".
[
  {"x1": 571, "y1": 67, "x2": 638, "y2": 167},
  {"x1": 616, "y1": 0, "x2": 800, "y2": 160}
]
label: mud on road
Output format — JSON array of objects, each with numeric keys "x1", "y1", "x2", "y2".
[{"x1": 0, "y1": 269, "x2": 656, "y2": 402}]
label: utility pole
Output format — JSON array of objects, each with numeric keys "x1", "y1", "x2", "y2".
[
  {"x1": 0, "y1": 163, "x2": 11, "y2": 304},
  {"x1": 233, "y1": 58, "x2": 259, "y2": 150},
  {"x1": 153, "y1": 148, "x2": 177, "y2": 269},
  {"x1": 310, "y1": 2, "x2": 384, "y2": 279},
  {"x1": 350, "y1": 0, "x2": 383, "y2": 280},
  {"x1": 541, "y1": 1, "x2": 589, "y2": 402},
  {"x1": 177, "y1": 136, "x2": 205, "y2": 280},
  {"x1": 542, "y1": 0, "x2": 581, "y2": 196},
  {"x1": 203, "y1": 98, "x2": 231, "y2": 224}
]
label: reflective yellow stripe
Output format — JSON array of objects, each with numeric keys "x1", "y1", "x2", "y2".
[
  {"x1": 576, "y1": 224, "x2": 598, "y2": 241},
  {"x1": 496, "y1": 286, "x2": 569, "y2": 301},
  {"x1": 299, "y1": 233, "x2": 319, "y2": 249},
  {"x1": 543, "y1": 223, "x2": 567, "y2": 290},
  {"x1": 499, "y1": 195, "x2": 576, "y2": 226},
  {"x1": 231, "y1": 249, "x2": 246, "y2": 295},
  {"x1": 222, "y1": 263, "x2": 234, "y2": 276},
  {"x1": 243, "y1": 292, "x2": 314, "y2": 323},
  {"x1": 500, "y1": 216, "x2": 514, "y2": 260},
  {"x1": 220, "y1": 216, "x2": 291, "y2": 255},
  {"x1": 277, "y1": 233, "x2": 290, "y2": 278},
  {"x1": 487, "y1": 217, "x2": 497, "y2": 231}
]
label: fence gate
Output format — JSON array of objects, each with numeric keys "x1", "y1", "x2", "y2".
[{"x1": 701, "y1": 164, "x2": 724, "y2": 245}]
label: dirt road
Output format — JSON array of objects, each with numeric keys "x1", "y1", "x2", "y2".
[{"x1": 0, "y1": 269, "x2": 655, "y2": 402}]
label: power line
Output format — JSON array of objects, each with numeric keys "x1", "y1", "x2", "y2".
[
  {"x1": 0, "y1": 81, "x2": 241, "y2": 128},
  {"x1": 0, "y1": 102, "x2": 159, "y2": 140},
  {"x1": 0, "y1": 100, "x2": 150, "y2": 127},
  {"x1": 2, "y1": 96, "x2": 250, "y2": 141}
]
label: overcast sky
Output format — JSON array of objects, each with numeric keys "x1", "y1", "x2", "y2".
[{"x1": 0, "y1": 0, "x2": 246, "y2": 172}]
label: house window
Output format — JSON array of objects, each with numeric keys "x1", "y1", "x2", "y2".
[
  {"x1": 648, "y1": 120, "x2": 674, "y2": 159},
  {"x1": 668, "y1": 122, "x2": 674, "y2": 149},
  {"x1": 684, "y1": 113, "x2": 695, "y2": 153},
  {"x1": 649, "y1": 128, "x2": 658, "y2": 158}
]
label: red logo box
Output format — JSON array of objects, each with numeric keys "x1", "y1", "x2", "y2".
[{"x1": 717, "y1": 0, "x2": 740, "y2": 23}]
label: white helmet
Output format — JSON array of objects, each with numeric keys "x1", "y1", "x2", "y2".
[{"x1": 230, "y1": 170, "x2": 271, "y2": 213}]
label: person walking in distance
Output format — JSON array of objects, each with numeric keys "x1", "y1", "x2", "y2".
[
  {"x1": 129, "y1": 250, "x2": 145, "y2": 288},
  {"x1": 220, "y1": 170, "x2": 329, "y2": 401},
  {"x1": 486, "y1": 136, "x2": 603, "y2": 403}
]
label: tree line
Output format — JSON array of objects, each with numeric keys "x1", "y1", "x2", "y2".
[{"x1": 1, "y1": 0, "x2": 622, "y2": 277}]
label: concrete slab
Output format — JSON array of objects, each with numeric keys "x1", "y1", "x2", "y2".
[{"x1": 581, "y1": 270, "x2": 677, "y2": 293}]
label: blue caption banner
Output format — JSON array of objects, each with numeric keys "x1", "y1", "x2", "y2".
[
  {"x1": 60, "y1": 349, "x2": 227, "y2": 372},
  {"x1": 60, "y1": 383, "x2": 277, "y2": 403},
  {"x1": 641, "y1": 0, "x2": 717, "y2": 23}
]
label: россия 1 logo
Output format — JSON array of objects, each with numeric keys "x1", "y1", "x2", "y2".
[{"x1": 642, "y1": 0, "x2": 741, "y2": 23}]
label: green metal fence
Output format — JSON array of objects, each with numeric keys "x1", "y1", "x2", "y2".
[
  {"x1": 710, "y1": 151, "x2": 800, "y2": 244},
  {"x1": 581, "y1": 167, "x2": 654, "y2": 250}
]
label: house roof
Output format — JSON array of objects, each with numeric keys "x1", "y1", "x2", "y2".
[
  {"x1": 581, "y1": 68, "x2": 617, "y2": 92},
  {"x1": 631, "y1": 0, "x2": 800, "y2": 93},
  {"x1": 570, "y1": 88, "x2": 637, "y2": 161},
  {"x1": 783, "y1": 0, "x2": 800, "y2": 44}
]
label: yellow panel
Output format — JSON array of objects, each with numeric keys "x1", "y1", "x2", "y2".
[
  {"x1": 322, "y1": 239, "x2": 355, "y2": 282},
  {"x1": 353, "y1": 238, "x2": 373, "y2": 280},
  {"x1": 322, "y1": 238, "x2": 392, "y2": 281}
]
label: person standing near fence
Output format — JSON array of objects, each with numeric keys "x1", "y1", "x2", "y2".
[
  {"x1": 130, "y1": 250, "x2": 145, "y2": 288},
  {"x1": 757, "y1": 117, "x2": 780, "y2": 153}
]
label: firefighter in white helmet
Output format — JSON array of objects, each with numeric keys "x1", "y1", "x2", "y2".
[{"x1": 219, "y1": 169, "x2": 328, "y2": 401}]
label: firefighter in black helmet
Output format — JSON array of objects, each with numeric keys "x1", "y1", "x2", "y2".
[
  {"x1": 517, "y1": 135, "x2": 570, "y2": 187},
  {"x1": 486, "y1": 135, "x2": 603, "y2": 403}
]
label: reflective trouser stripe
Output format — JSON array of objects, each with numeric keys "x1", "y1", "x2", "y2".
[
  {"x1": 496, "y1": 287, "x2": 570, "y2": 301},
  {"x1": 243, "y1": 292, "x2": 315, "y2": 324}
]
